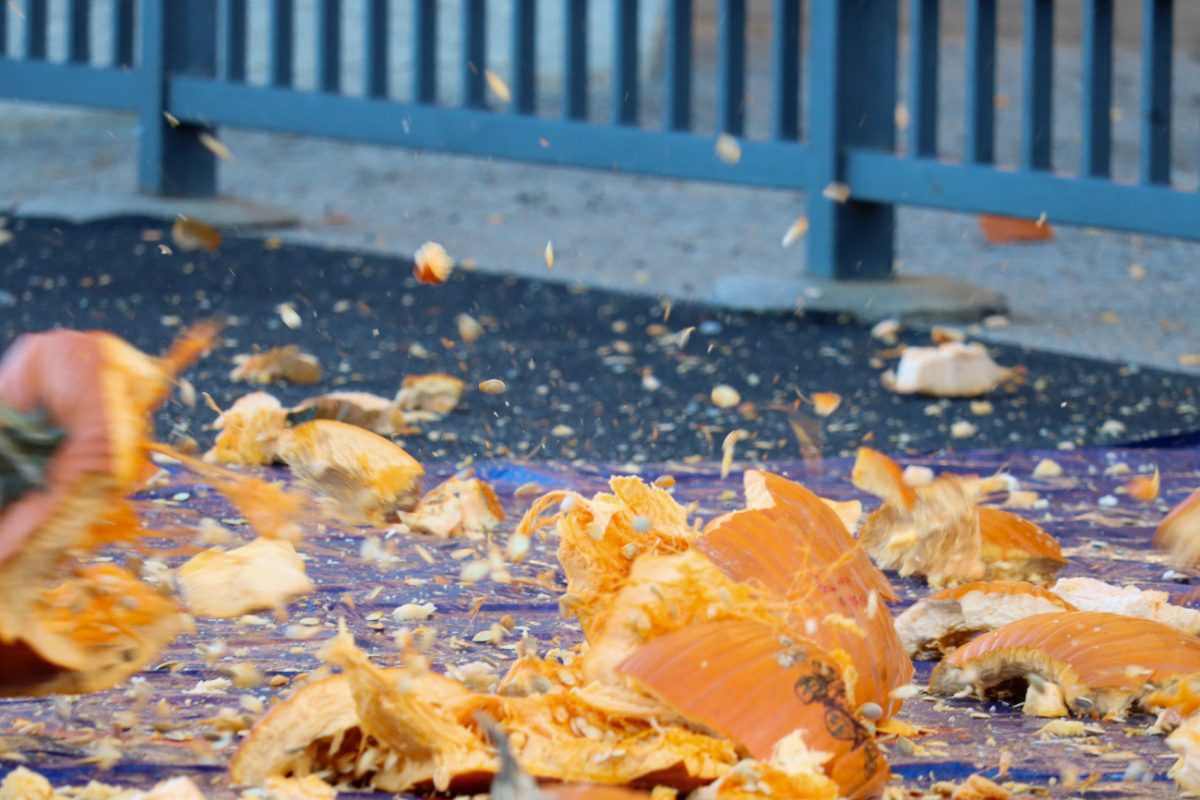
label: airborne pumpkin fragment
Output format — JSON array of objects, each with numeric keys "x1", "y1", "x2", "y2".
[
  {"x1": 273, "y1": 419, "x2": 424, "y2": 524},
  {"x1": 854, "y1": 448, "x2": 1065, "y2": 586},
  {"x1": 177, "y1": 538, "x2": 314, "y2": 618},
  {"x1": 403, "y1": 475, "x2": 505, "y2": 538},
  {"x1": 394, "y1": 372, "x2": 466, "y2": 415},
  {"x1": 230, "y1": 345, "x2": 323, "y2": 385}
]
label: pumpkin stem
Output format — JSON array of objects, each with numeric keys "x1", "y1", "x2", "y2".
[{"x1": 0, "y1": 401, "x2": 64, "y2": 507}]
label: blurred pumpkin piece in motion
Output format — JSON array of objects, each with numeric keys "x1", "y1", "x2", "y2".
[
  {"x1": 230, "y1": 345, "x2": 322, "y2": 385},
  {"x1": 273, "y1": 419, "x2": 424, "y2": 525},
  {"x1": 0, "y1": 324, "x2": 315, "y2": 697}
]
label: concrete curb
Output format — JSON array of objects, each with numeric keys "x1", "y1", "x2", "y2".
[
  {"x1": 711, "y1": 273, "x2": 1007, "y2": 324},
  {"x1": 14, "y1": 192, "x2": 300, "y2": 229}
]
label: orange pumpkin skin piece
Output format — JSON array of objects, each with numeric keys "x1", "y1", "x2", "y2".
[
  {"x1": 932, "y1": 611, "x2": 1200, "y2": 716},
  {"x1": 696, "y1": 471, "x2": 911, "y2": 717},
  {"x1": 977, "y1": 507, "x2": 1066, "y2": 581},
  {"x1": 617, "y1": 619, "x2": 889, "y2": 800}
]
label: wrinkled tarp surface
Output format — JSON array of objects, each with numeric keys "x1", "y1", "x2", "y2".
[{"x1": 1, "y1": 448, "x2": 1197, "y2": 798}]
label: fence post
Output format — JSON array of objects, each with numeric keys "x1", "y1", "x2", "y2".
[
  {"x1": 138, "y1": 0, "x2": 218, "y2": 197},
  {"x1": 805, "y1": 0, "x2": 898, "y2": 280}
]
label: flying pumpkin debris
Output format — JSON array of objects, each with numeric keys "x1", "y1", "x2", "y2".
[
  {"x1": 413, "y1": 241, "x2": 455, "y2": 285},
  {"x1": 0, "y1": 325, "x2": 311, "y2": 696},
  {"x1": 853, "y1": 448, "x2": 1065, "y2": 586},
  {"x1": 230, "y1": 345, "x2": 322, "y2": 385}
]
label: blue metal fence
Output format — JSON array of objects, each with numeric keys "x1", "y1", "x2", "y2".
[{"x1": 1, "y1": 1, "x2": 1199, "y2": 281}]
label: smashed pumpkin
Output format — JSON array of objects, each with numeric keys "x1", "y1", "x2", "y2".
[
  {"x1": 854, "y1": 448, "x2": 1064, "y2": 585},
  {"x1": 895, "y1": 580, "x2": 1074, "y2": 660},
  {"x1": 930, "y1": 610, "x2": 1200, "y2": 718}
]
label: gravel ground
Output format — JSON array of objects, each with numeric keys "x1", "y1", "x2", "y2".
[
  {"x1": 4, "y1": 216, "x2": 1200, "y2": 463},
  {"x1": 4, "y1": 9, "x2": 1200, "y2": 373}
]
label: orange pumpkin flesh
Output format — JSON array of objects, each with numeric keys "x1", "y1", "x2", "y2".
[
  {"x1": 403, "y1": 475, "x2": 505, "y2": 538},
  {"x1": 931, "y1": 611, "x2": 1200, "y2": 717},
  {"x1": 0, "y1": 563, "x2": 183, "y2": 697},
  {"x1": 291, "y1": 390, "x2": 408, "y2": 435},
  {"x1": 234, "y1": 632, "x2": 745, "y2": 794}
]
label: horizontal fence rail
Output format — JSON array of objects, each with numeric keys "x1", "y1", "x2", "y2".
[{"x1": 1, "y1": 0, "x2": 1199, "y2": 280}]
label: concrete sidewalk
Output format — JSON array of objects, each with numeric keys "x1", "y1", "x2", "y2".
[{"x1": 3, "y1": 10, "x2": 1200, "y2": 372}]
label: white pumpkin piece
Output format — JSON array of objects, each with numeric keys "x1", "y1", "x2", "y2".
[
  {"x1": 177, "y1": 538, "x2": 314, "y2": 618},
  {"x1": 402, "y1": 475, "x2": 505, "y2": 538},
  {"x1": 895, "y1": 580, "x2": 1074, "y2": 660},
  {"x1": 290, "y1": 391, "x2": 409, "y2": 436},
  {"x1": 1050, "y1": 576, "x2": 1200, "y2": 635},
  {"x1": 1168, "y1": 713, "x2": 1200, "y2": 795},
  {"x1": 394, "y1": 373, "x2": 466, "y2": 415},
  {"x1": 890, "y1": 342, "x2": 1012, "y2": 397},
  {"x1": 205, "y1": 392, "x2": 288, "y2": 466},
  {"x1": 230, "y1": 345, "x2": 323, "y2": 385},
  {"x1": 930, "y1": 611, "x2": 1200, "y2": 718}
]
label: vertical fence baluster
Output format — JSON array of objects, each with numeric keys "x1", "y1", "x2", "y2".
[
  {"x1": 270, "y1": 0, "x2": 294, "y2": 88},
  {"x1": 365, "y1": 0, "x2": 388, "y2": 97},
  {"x1": 612, "y1": 0, "x2": 638, "y2": 124},
  {"x1": 1021, "y1": 0, "x2": 1053, "y2": 170},
  {"x1": 717, "y1": 0, "x2": 746, "y2": 135},
  {"x1": 139, "y1": 0, "x2": 218, "y2": 196},
  {"x1": 908, "y1": 0, "x2": 939, "y2": 157},
  {"x1": 461, "y1": 0, "x2": 485, "y2": 107},
  {"x1": 511, "y1": 0, "x2": 536, "y2": 113},
  {"x1": 67, "y1": 0, "x2": 90, "y2": 63},
  {"x1": 806, "y1": 0, "x2": 898, "y2": 280},
  {"x1": 316, "y1": 0, "x2": 341, "y2": 93},
  {"x1": 25, "y1": 0, "x2": 47, "y2": 59},
  {"x1": 222, "y1": 0, "x2": 247, "y2": 82},
  {"x1": 771, "y1": 0, "x2": 800, "y2": 140},
  {"x1": 564, "y1": 0, "x2": 588, "y2": 120},
  {"x1": 112, "y1": 0, "x2": 134, "y2": 66},
  {"x1": 663, "y1": 0, "x2": 692, "y2": 130},
  {"x1": 964, "y1": 0, "x2": 996, "y2": 163},
  {"x1": 413, "y1": 0, "x2": 437, "y2": 103},
  {"x1": 1141, "y1": 0, "x2": 1172, "y2": 185},
  {"x1": 1080, "y1": 0, "x2": 1112, "y2": 177}
]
